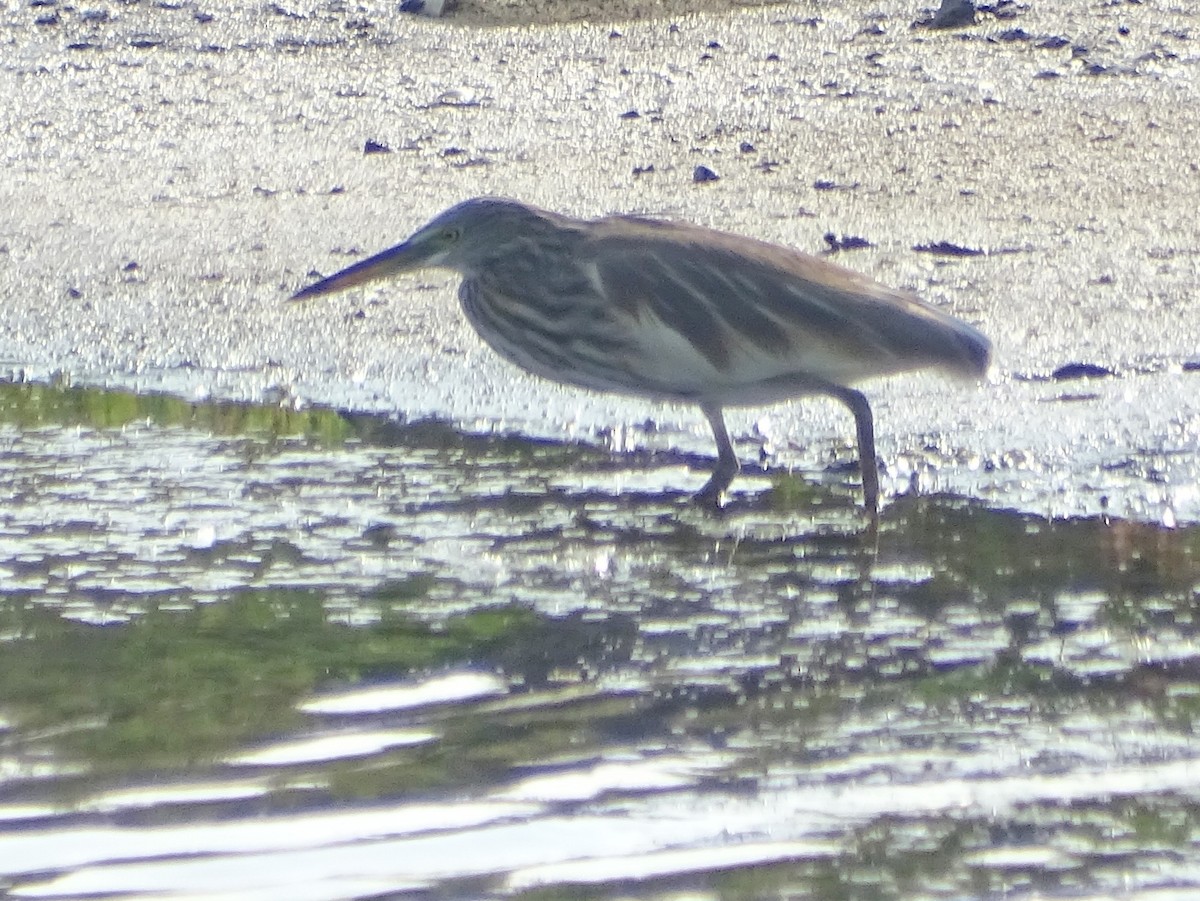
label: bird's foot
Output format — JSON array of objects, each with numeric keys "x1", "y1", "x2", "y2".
[
  {"x1": 692, "y1": 468, "x2": 736, "y2": 510},
  {"x1": 691, "y1": 483, "x2": 726, "y2": 510}
]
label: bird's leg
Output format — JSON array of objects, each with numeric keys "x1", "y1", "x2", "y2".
[
  {"x1": 829, "y1": 387, "x2": 879, "y2": 515},
  {"x1": 694, "y1": 402, "x2": 739, "y2": 506}
]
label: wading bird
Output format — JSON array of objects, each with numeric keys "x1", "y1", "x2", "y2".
[{"x1": 292, "y1": 198, "x2": 991, "y2": 511}]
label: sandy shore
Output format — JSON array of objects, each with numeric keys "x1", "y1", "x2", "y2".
[{"x1": 1, "y1": 0, "x2": 1198, "y2": 520}]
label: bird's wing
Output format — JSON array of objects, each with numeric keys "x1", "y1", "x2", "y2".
[{"x1": 588, "y1": 219, "x2": 989, "y2": 387}]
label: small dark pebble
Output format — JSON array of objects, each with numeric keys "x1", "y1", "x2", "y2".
[
  {"x1": 195, "y1": 10, "x2": 213, "y2": 22},
  {"x1": 1036, "y1": 35, "x2": 1070, "y2": 49},
  {"x1": 978, "y1": 0, "x2": 1019, "y2": 18},
  {"x1": 1137, "y1": 49, "x2": 1178, "y2": 63},
  {"x1": 441, "y1": 146, "x2": 467, "y2": 156},
  {"x1": 706, "y1": 40, "x2": 721, "y2": 49},
  {"x1": 632, "y1": 164, "x2": 655, "y2": 176},
  {"x1": 823, "y1": 233, "x2": 874, "y2": 252},
  {"x1": 130, "y1": 36, "x2": 163, "y2": 48},
  {"x1": 363, "y1": 523, "x2": 396, "y2": 547},
  {"x1": 739, "y1": 141, "x2": 756, "y2": 153},
  {"x1": 67, "y1": 287, "x2": 82, "y2": 299},
  {"x1": 994, "y1": 28, "x2": 1031, "y2": 41},
  {"x1": 765, "y1": 52, "x2": 780, "y2": 61},
  {"x1": 122, "y1": 261, "x2": 139, "y2": 272},
  {"x1": 927, "y1": 0, "x2": 974, "y2": 29},
  {"x1": 620, "y1": 109, "x2": 640, "y2": 119},
  {"x1": 813, "y1": 179, "x2": 858, "y2": 191},
  {"x1": 35, "y1": 12, "x2": 59, "y2": 24},
  {"x1": 1182, "y1": 360, "x2": 1200, "y2": 372},
  {"x1": 692, "y1": 165, "x2": 720, "y2": 183},
  {"x1": 913, "y1": 240, "x2": 985, "y2": 257},
  {"x1": 609, "y1": 29, "x2": 621, "y2": 38},
  {"x1": 1034, "y1": 70, "x2": 1061, "y2": 79},
  {"x1": 1052, "y1": 363, "x2": 1115, "y2": 381},
  {"x1": 364, "y1": 139, "x2": 391, "y2": 154},
  {"x1": 329, "y1": 185, "x2": 345, "y2": 194}
]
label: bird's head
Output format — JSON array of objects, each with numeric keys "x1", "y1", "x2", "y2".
[{"x1": 290, "y1": 198, "x2": 558, "y2": 302}]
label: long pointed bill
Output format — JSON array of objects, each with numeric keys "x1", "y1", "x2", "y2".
[{"x1": 290, "y1": 240, "x2": 428, "y2": 302}]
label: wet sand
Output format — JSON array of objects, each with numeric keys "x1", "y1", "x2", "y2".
[{"x1": 1, "y1": 0, "x2": 1198, "y2": 519}]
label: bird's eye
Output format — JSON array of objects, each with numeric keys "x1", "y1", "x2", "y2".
[{"x1": 440, "y1": 227, "x2": 460, "y2": 243}]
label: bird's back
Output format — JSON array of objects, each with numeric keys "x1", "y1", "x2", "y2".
[{"x1": 576, "y1": 214, "x2": 990, "y2": 401}]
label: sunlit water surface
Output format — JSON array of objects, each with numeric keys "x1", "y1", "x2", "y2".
[{"x1": 1, "y1": 384, "x2": 1199, "y2": 900}]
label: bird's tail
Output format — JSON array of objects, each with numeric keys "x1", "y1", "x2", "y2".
[{"x1": 942, "y1": 315, "x2": 992, "y2": 379}]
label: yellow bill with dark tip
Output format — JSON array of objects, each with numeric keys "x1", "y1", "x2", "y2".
[{"x1": 290, "y1": 240, "x2": 421, "y2": 302}]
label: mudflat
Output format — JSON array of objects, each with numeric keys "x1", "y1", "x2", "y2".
[{"x1": 2, "y1": 0, "x2": 1197, "y2": 519}]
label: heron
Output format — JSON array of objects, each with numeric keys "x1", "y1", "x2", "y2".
[{"x1": 291, "y1": 197, "x2": 991, "y2": 511}]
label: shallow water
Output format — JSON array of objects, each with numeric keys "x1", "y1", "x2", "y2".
[{"x1": 2, "y1": 382, "x2": 1200, "y2": 899}]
